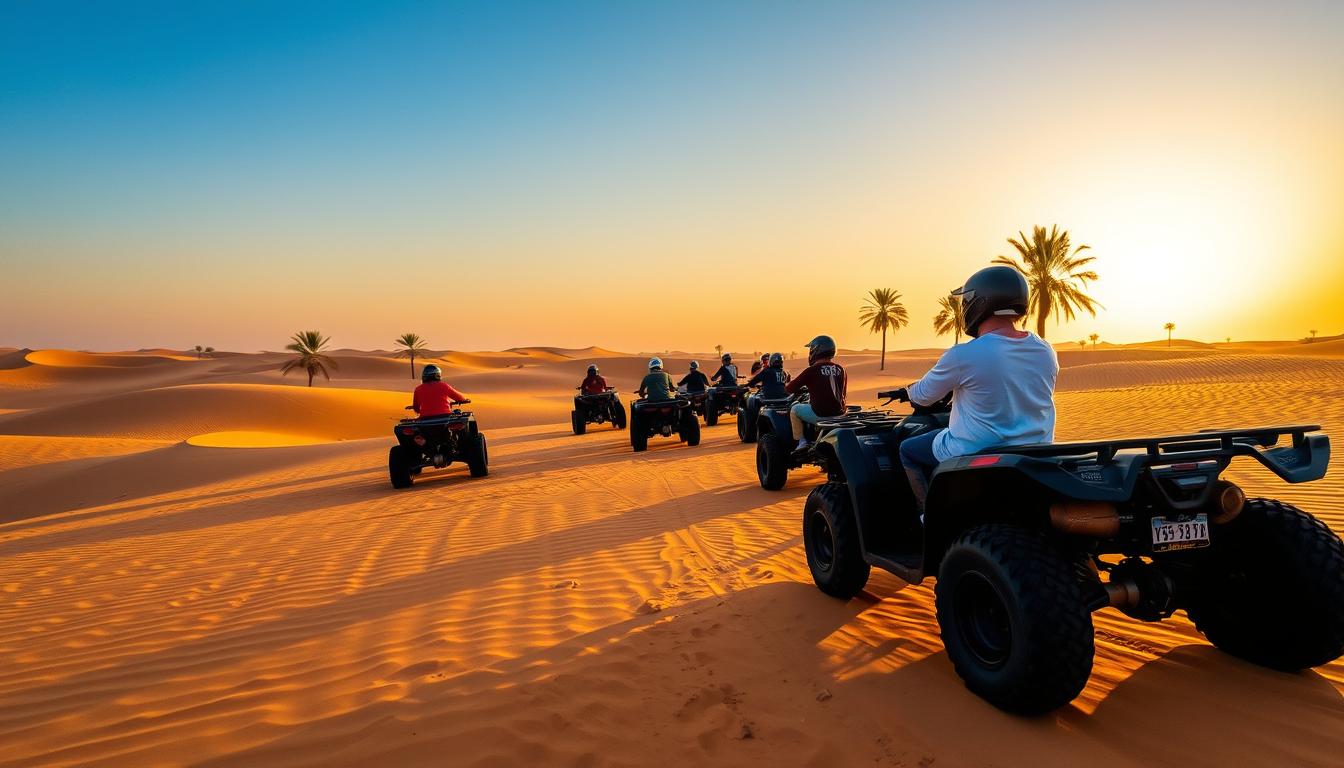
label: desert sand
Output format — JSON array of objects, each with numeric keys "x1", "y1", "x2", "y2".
[{"x1": 1, "y1": 342, "x2": 1342, "y2": 767}]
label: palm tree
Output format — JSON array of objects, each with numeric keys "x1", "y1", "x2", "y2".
[
  {"x1": 859, "y1": 288, "x2": 909, "y2": 371},
  {"x1": 193, "y1": 345, "x2": 204, "y2": 359},
  {"x1": 1164, "y1": 322, "x2": 1175, "y2": 348},
  {"x1": 394, "y1": 332, "x2": 430, "y2": 378},
  {"x1": 1226, "y1": 337, "x2": 1231, "y2": 344},
  {"x1": 933, "y1": 294, "x2": 965, "y2": 345},
  {"x1": 1077, "y1": 340, "x2": 1087, "y2": 350},
  {"x1": 1088, "y1": 333, "x2": 1099, "y2": 349},
  {"x1": 281, "y1": 330, "x2": 337, "y2": 387},
  {"x1": 204, "y1": 346, "x2": 215, "y2": 358},
  {"x1": 1309, "y1": 329, "x2": 1318, "y2": 343},
  {"x1": 714, "y1": 344, "x2": 723, "y2": 357},
  {"x1": 994, "y1": 225, "x2": 1100, "y2": 338}
]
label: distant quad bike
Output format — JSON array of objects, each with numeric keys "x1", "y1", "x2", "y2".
[
  {"x1": 572, "y1": 387, "x2": 627, "y2": 435},
  {"x1": 753, "y1": 390, "x2": 881, "y2": 490},
  {"x1": 802, "y1": 389, "x2": 1343, "y2": 713},
  {"x1": 703, "y1": 384, "x2": 749, "y2": 427},
  {"x1": 629, "y1": 396, "x2": 701, "y2": 452},
  {"x1": 679, "y1": 389, "x2": 710, "y2": 422},
  {"x1": 736, "y1": 389, "x2": 782, "y2": 443},
  {"x1": 388, "y1": 402, "x2": 489, "y2": 487}
]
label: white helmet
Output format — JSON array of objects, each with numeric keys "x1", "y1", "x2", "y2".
[{"x1": 648, "y1": 357, "x2": 663, "y2": 370}]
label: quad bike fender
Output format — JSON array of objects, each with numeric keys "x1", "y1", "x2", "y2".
[
  {"x1": 757, "y1": 407, "x2": 792, "y2": 438},
  {"x1": 817, "y1": 428, "x2": 922, "y2": 576}
]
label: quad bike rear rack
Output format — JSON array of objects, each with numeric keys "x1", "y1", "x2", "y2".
[{"x1": 979, "y1": 424, "x2": 1327, "y2": 484}]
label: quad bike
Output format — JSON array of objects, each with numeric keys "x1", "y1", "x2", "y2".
[
  {"x1": 753, "y1": 389, "x2": 887, "y2": 490},
  {"x1": 704, "y1": 382, "x2": 749, "y2": 426},
  {"x1": 388, "y1": 402, "x2": 489, "y2": 487},
  {"x1": 802, "y1": 389, "x2": 1343, "y2": 713},
  {"x1": 737, "y1": 391, "x2": 768, "y2": 443},
  {"x1": 629, "y1": 396, "x2": 701, "y2": 452},
  {"x1": 679, "y1": 389, "x2": 710, "y2": 422},
  {"x1": 572, "y1": 387, "x2": 627, "y2": 435}
]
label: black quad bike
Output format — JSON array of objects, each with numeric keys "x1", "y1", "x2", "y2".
[
  {"x1": 388, "y1": 402, "x2": 489, "y2": 488},
  {"x1": 703, "y1": 383, "x2": 749, "y2": 427},
  {"x1": 736, "y1": 391, "x2": 768, "y2": 443},
  {"x1": 629, "y1": 396, "x2": 701, "y2": 453},
  {"x1": 754, "y1": 390, "x2": 884, "y2": 490},
  {"x1": 802, "y1": 389, "x2": 1343, "y2": 713},
  {"x1": 572, "y1": 387, "x2": 627, "y2": 435},
  {"x1": 679, "y1": 389, "x2": 710, "y2": 422}
]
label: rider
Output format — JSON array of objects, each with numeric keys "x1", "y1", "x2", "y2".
[
  {"x1": 637, "y1": 357, "x2": 676, "y2": 402},
  {"x1": 893, "y1": 265, "x2": 1059, "y2": 520},
  {"x1": 710, "y1": 353, "x2": 739, "y2": 389},
  {"x1": 578, "y1": 364, "x2": 608, "y2": 394},
  {"x1": 412, "y1": 364, "x2": 467, "y2": 418},
  {"x1": 750, "y1": 353, "x2": 769, "y2": 376},
  {"x1": 786, "y1": 336, "x2": 846, "y2": 450},
  {"x1": 746, "y1": 352, "x2": 790, "y2": 399},
  {"x1": 678, "y1": 361, "x2": 710, "y2": 393}
]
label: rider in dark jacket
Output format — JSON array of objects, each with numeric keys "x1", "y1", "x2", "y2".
[
  {"x1": 678, "y1": 361, "x2": 710, "y2": 393},
  {"x1": 710, "y1": 353, "x2": 739, "y2": 389},
  {"x1": 746, "y1": 352, "x2": 790, "y2": 399}
]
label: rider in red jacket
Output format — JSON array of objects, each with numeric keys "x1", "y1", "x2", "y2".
[{"x1": 413, "y1": 365, "x2": 467, "y2": 418}]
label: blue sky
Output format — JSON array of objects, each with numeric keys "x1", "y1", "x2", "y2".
[{"x1": 3, "y1": 1, "x2": 1342, "y2": 351}]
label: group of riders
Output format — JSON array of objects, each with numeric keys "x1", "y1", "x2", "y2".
[{"x1": 409, "y1": 266, "x2": 1059, "y2": 520}]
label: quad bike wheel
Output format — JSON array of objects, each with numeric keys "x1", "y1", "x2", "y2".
[
  {"x1": 571, "y1": 410, "x2": 586, "y2": 436},
  {"x1": 804, "y1": 483, "x2": 870, "y2": 598},
  {"x1": 935, "y1": 524, "x2": 1094, "y2": 714},
  {"x1": 612, "y1": 401, "x2": 627, "y2": 429},
  {"x1": 737, "y1": 406, "x2": 757, "y2": 443},
  {"x1": 630, "y1": 412, "x2": 649, "y2": 452},
  {"x1": 756, "y1": 432, "x2": 789, "y2": 490},
  {"x1": 1184, "y1": 498, "x2": 1344, "y2": 671},
  {"x1": 388, "y1": 445, "x2": 415, "y2": 489},
  {"x1": 680, "y1": 409, "x2": 701, "y2": 446},
  {"x1": 466, "y1": 434, "x2": 489, "y2": 477},
  {"x1": 704, "y1": 393, "x2": 718, "y2": 426}
]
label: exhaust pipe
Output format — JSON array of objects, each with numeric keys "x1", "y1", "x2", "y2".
[
  {"x1": 1211, "y1": 481, "x2": 1245, "y2": 524},
  {"x1": 1049, "y1": 500, "x2": 1120, "y2": 537},
  {"x1": 432, "y1": 453, "x2": 448, "y2": 468}
]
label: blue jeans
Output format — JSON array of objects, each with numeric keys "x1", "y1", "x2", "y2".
[{"x1": 899, "y1": 428, "x2": 945, "y2": 517}]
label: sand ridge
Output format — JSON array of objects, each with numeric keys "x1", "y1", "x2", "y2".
[{"x1": 0, "y1": 345, "x2": 1342, "y2": 766}]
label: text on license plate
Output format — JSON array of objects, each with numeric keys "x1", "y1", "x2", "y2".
[{"x1": 1151, "y1": 514, "x2": 1210, "y2": 551}]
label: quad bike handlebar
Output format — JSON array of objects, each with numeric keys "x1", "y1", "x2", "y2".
[
  {"x1": 404, "y1": 400, "x2": 470, "y2": 411},
  {"x1": 878, "y1": 387, "x2": 951, "y2": 414}
]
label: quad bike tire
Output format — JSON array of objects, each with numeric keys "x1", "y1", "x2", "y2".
[
  {"x1": 466, "y1": 434, "x2": 489, "y2": 477},
  {"x1": 704, "y1": 393, "x2": 718, "y2": 426},
  {"x1": 1184, "y1": 498, "x2": 1344, "y2": 671},
  {"x1": 571, "y1": 410, "x2": 586, "y2": 436},
  {"x1": 630, "y1": 412, "x2": 648, "y2": 452},
  {"x1": 680, "y1": 409, "x2": 701, "y2": 446},
  {"x1": 935, "y1": 524, "x2": 1094, "y2": 714},
  {"x1": 388, "y1": 445, "x2": 415, "y2": 489},
  {"x1": 756, "y1": 432, "x2": 789, "y2": 490},
  {"x1": 737, "y1": 406, "x2": 757, "y2": 443},
  {"x1": 804, "y1": 482, "x2": 870, "y2": 598},
  {"x1": 612, "y1": 401, "x2": 627, "y2": 430}
]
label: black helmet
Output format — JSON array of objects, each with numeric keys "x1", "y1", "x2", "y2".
[
  {"x1": 587, "y1": 364, "x2": 598, "y2": 375},
  {"x1": 953, "y1": 265, "x2": 1029, "y2": 338},
  {"x1": 721, "y1": 353, "x2": 731, "y2": 363},
  {"x1": 805, "y1": 335, "x2": 836, "y2": 365},
  {"x1": 760, "y1": 354, "x2": 769, "y2": 362},
  {"x1": 689, "y1": 360, "x2": 699, "y2": 370},
  {"x1": 769, "y1": 352, "x2": 783, "y2": 367},
  {"x1": 421, "y1": 364, "x2": 442, "y2": 382}
]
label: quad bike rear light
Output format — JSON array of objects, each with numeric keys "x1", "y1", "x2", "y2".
[{"x1": 969, "y1": 455, "x2": 1000, "y2": 468}]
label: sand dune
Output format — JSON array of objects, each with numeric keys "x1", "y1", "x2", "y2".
[{"x1": 1, "y1": 346, "x2": 1342, "y2": 767}]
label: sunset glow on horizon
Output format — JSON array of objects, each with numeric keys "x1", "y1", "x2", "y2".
[{"x1": 3, "y1": 1, "x2": 1342, "y2": 354}]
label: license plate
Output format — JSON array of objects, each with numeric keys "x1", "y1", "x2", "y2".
[{"x1": 1151, "y1": 514, "x2": 1210, "y2": 552}]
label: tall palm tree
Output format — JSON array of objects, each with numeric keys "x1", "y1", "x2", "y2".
[
  {"x1": 859, "y1": 288, "x2": 909, "y2": 371},
  {"x1": 193, "y1": 345, "x2": 204, "y2": 359},
  {"x1": 1164, "y1": 322, "x2": 1175, "y2": 348},
  {"x1": 993, "y1": 225, "x2": 1100, "y2": 338},
  {"x1": 281, "y1": 330, "x2": 337, "y2": 387},
  {"x1": 933, "y1": 294, "x2": 965, "y2": 345},
  {"x1": 1077, "y1": 340, "x2": 1087, "y2": 350},
  {"x1": 714, "y1": 344, "x2": 723, "y2": 357},
  {"x1": 1309, "y1": 329, "x2": 1318, "y2": 343},
  {"x1": 204, "y1": 346, "x2": 215, "y2": 358},
  {"x1": 1088, "y1": 333, "x2": 1099, "y2": 349},
  {"x1": 394, "y1": 333, "x2": 430, "y2": 378}
]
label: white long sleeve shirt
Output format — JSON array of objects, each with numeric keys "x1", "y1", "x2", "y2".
[{"x1": 907, "y1": 331, "x2": 1059, "y2": 462}]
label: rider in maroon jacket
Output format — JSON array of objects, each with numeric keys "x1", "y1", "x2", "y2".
[{"x1": 785, "y1": 335, "x2": 846, "y2": 449}]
